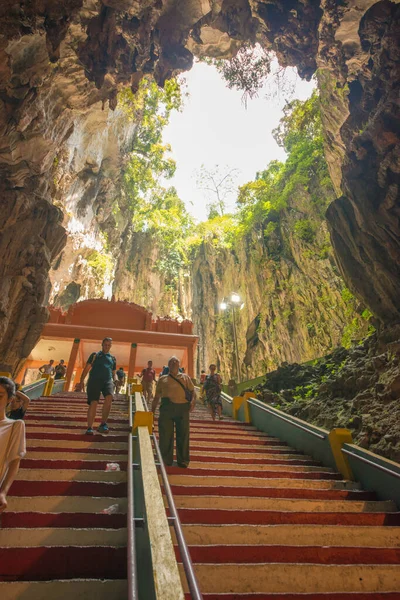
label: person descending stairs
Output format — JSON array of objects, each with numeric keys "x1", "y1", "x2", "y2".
[
  {"x1": 163, "y1": 404, "x2": 400, "y2": 598},
  {"x1": 0, "y1": 391, "x2": 129, "y2": 599}
]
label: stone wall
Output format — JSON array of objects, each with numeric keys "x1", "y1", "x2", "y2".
[{"x1": 0, "y1": 0, "x2": 399, "y2": 372}]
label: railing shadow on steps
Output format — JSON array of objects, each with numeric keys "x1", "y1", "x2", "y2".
[
  {"x1": 218, "y1": 390, "x2": 400, "y2": 509},
  {"x1": 127, "y1": 383, "x2": 202, "y2": 600}
]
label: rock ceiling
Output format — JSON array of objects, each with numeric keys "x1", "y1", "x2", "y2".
[{"x1": 0, "y1": 0, "x2": 399, "y2": 372}]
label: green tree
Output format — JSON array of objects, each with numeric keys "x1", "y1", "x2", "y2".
[
  {"x1": 234, "y1": 91, "x2": 333, "y2": 236},
  {"x1": 119, "y1": 77, "x2": 183, "y2": 211}
]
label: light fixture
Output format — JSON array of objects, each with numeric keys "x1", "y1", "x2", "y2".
[
  {"x1": 231, "y1": 293, "x2": 241, "y2": 304},
  {"x1": 220, "y1": 301, "x2": 227, "y2": 310}
]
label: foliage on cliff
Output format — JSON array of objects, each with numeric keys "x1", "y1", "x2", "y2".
[{"x1": 117, "y1": 77, "x2": 194, "y2": 286}]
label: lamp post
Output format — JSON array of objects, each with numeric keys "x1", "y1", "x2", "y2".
[{"x1": 220, "y1": 292, "x2": 243, "y2": 383}]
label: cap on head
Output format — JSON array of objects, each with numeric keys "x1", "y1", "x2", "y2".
[{"x1": 168, "y1": 355, "x2": 180, "y2": 366}]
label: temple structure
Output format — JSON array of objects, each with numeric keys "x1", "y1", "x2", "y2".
[{"x1": 16, "y1": 299, "x2": 197, "y2": 388}]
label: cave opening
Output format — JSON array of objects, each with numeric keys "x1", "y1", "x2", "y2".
[{"x1": 0, "y1": 1, "x2": 399, "y2": 388}]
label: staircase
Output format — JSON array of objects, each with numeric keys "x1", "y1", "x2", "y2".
[
  {"x1": 0, "y1": 392, "x2": 129, "y2": 599},
  {"x1": 165, "y1": 404, "x2": 400, "y2": 599}
]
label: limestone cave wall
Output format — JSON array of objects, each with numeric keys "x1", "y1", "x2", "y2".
[
  {"x1": 191, "y1": 182, "x2": 369, "y2": 382},
  {"x1": 0, "y1": 0, "x2": 399, "y2": 373}
]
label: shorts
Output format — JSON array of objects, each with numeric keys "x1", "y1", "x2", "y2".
[{"x1": 86, "y1": 380, "x2": 114, "y2": 405}]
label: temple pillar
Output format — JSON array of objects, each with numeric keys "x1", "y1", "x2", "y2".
[
  {"x1": 187, "y1": 344, "x2": 194, "y2": 379},
  {"x1": 128, "y1": 343, "x2": 138, "y2": 379},
  {"x1": 15, "y1": 366, "x2": 27, "y2": 384},
  {"x1": 74, "y1": 367, "x2": 83, "y2": 389},
  {"x1": 65, "y1": 339, "x2": 81, "y2": 391}
]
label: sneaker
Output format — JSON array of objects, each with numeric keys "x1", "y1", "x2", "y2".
[
  {"x1": 177, "y1": 462, "x2": 189, "y2": 468},
  {"x1": 85, "y1": 427, "x2": 94, "y2": 435},
  {"x1": 98, "y1": 422, "x2": 109, "y2": 433}
]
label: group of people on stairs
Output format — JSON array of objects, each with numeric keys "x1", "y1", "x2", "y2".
[{"x1": 0, "y1": 335, "x2": 225, "y2": 513}]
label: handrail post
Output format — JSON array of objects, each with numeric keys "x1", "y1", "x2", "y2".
[
  {"x1": 127, "y1": 385, "x2": 138, "y2": 600},
  {"x1": 328, "y1": 428, "x2": 354, "y2": 480}
]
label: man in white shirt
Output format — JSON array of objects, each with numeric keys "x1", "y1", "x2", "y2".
[{"x1": 39, "y1": 360, "x2": 55, "y2": 376}]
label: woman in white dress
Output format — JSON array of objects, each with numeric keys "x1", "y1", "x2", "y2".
[{"x1": 0, "y1": 377, "x2": 26, "y2": 512}]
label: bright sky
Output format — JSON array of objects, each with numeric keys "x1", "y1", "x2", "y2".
[{"x1": 163, "y1": 60, "x2": 315, "y2": 222}]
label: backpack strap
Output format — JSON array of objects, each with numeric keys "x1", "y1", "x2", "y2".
[{"x1": 168, "y1": 373, "x2": 187, "y2": 392}]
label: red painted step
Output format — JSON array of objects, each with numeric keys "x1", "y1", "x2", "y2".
[
  {"x1": 23, "y1": 422, "x2": 131, "y2": 432},
  {"x1": 0, "y1": 546, "x2": 127, "y2": 581},
  {"x1": 25, "y1": 415, "x2": 127, "y2": 424},
  {"x1": 1, "y1": 511, "x2": 126, "y2": 529},
  {"x1": 21, "y1": 459, "x2": 128, "y2": 470},
  {"x1": 10, "y1": 480, "x2": 127, "y2": 497},
  {"x1": 170, "y1": 485, "x2": 377, "y2": 501},
  {"x1": 25, "y1": 446, "x2": 127, "y2": 456}
]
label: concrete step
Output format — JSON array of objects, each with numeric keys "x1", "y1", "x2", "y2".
[
  {"x1": 25, "y1": 415, "x2": 128, "y2": 425},
  {"x1": 6, "y1": 496, "x2": 128, "y2": 513},
  {"x1": 179, "y1": 563, "x2": 400, "y2": 594},
  {"x1": 16, "y1": 469, "x2": 127, "y2": 482},
  {"x1": 175, "y1": 508, "x2": 400, "y2": 526},
  {"x1": 26, "y1": 431, "x2": 128, "y2": 442},
  {"x1": 184, "y1": 593, "x2": 400, "y2": 599},
  {"x1": 180, "y1": 524, "x2": 400, "y2": 547},
  {"x1": 186, "y1": 454, "x2": 320, "y2": 465},
  {"x1": 0, "y1": 579, "x2": 128, "y2": 599},
  {"x1": 26, "y1": 439, "x2": 128, "y2": 450},
  {"x1": 184, "y1": 461, "x2": 335, "y2": 472},
  {"x1": 166, "y1": 466, "x2": 341, "y2": 480},
  {"x1": 166, "y1": 474, "x2": 359, "y2": 490},
  {"x1": 173, "y1": 495, "x2": 396, "y2": 513},
  {"x1": 184, "y1": 545, "x2": 400, "y2": 565}
]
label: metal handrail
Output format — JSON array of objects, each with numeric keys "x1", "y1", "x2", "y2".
[
  {"x1": 342, "y1": 448, "x2": 400, "y2": 480},
  {"x1": 247, "y1": 399, "x2": 326, "y2": 440},
  {"x1": 142, "y1": 396, "x2": 203, "y2": 600},
  {"x1": 220, "y1": 391, "x2": 233, "y2": 404},
  {"x1": 127, "y1": 385, "x2": 138, "y2": 600},
  {"x1": 22, "y1": 378, "x2": 47, "y2": 391}
]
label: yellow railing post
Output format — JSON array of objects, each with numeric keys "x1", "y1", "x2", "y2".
[
  {"x1": 328, "y1": 428, "x2": 354, "y2": 480},
  {"x1": 232, "y1": 392, "x2": 255, "y2": 422},
  {"x1": 232, "y1": 396, "x2": 244, "y2": 419},
  {"x1": 45, "y1": 377, "x2": 55, "y2": 396}
]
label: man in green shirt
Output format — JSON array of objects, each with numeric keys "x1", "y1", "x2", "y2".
[{"x1": 76, "y1": 337, "x2": 117, "y2": 435}]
